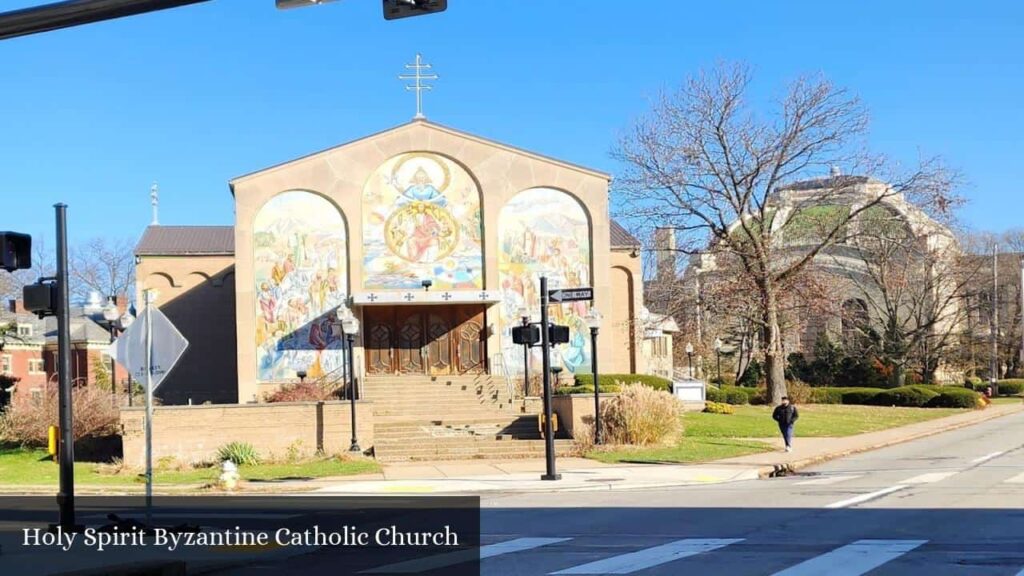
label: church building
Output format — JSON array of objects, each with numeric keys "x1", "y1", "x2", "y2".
[{"x1": 135, "y1": 118, "x2": 668, "y2": 406}]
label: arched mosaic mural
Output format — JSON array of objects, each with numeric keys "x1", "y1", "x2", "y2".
[
  {"x1": 253, "y1": 191, "x2": 348, "y2": 383},
  {"x1": 362, "y1": 152, "x2": 483, "y2": 290},
  {"x1": 498, "y1": 187, "x2": 592, "y2": 374}
]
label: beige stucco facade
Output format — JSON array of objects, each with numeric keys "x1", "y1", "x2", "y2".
[{"x1": 230, "y1": 119, "x2": 641, "y2": 402}]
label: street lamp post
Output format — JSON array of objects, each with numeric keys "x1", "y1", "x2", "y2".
[
  {"x1": 585, "y1": 308, "x2": 603, "y2": 445},
  {"x1": 714, "y1": 337, "x2": 723, "y2": 387},
  {"x1": 518, "y1": 306, "x2": 531, "y2": 397},
  {"x1": 102, "y1": 297, "x2": 133, "y2": 405},
  {"x1": 341, "y1": 310, "x2": 361, "y2": 453},
  {"x1": 685, "y1": 342, "x2": 694, "y2": 379}
]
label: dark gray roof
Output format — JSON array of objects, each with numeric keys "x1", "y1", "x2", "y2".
[
  {"x1": 610, "y1": 219, "x2": 641, "y2": 248},
  {"x1": 0, "y1": 305, "x2": 113, "y2": 345},
  {"x1": 136, "y1": 226, "x2": 234, "y2": 256}
]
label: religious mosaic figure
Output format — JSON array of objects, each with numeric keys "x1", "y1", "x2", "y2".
[
  {"x1": 498, "y1": 188, "x2": 593, "y2": 375},
  {"x1": 253, "y1": 191, "x2": 348, "y2": 383},
  {"x1": 363, "y1": 153, "x2": 483, "y2": 290}
]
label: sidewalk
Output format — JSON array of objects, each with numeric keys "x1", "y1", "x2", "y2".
[{"x1": 306, "y1": 401, "x2": 1024, "y2": 495}]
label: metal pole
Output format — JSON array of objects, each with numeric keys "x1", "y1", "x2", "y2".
[
  {"x1": 144, "y1": 289, "x2": 154, "y2": 525},
  {"x1": 347, "y1": 334, "x2": 360, "y2": 453},
  {"x1": 539, "y1": 276, "x2": 559, "y2": 481},
  {"x1": 109, "y1": 325, "x2": 117, "y2": 404},
  {"x1": 687, "y1": 353, "x2": 693, "y2": 379},
  {"x1": 53, "y1": 203, "x2": 79, "y2": 532},
  {"x1": 716, "y1": 350, "x2": 722, "y2": 385},
  {"x1": 522, "y1": 316, "x2": 530, "y2": 397},
  {"x1": 0, "y1": 0, "x2": 212, "y2": 42},
  {"x1": 591, "y1": 327, "x2": 600, "y2": 445},
  {"x1": 992, "y1": 244, "x2": 999, "y2": 393}
]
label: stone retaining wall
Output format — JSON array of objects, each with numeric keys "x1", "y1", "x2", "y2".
[{"x1": 120, "y1": 401, "x2": 374, "y2": 467}]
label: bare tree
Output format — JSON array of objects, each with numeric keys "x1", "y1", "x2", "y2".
[
  {"x1": 70, "y1": 237, "x2": 136, "y2": 303},
  {"x1": 615, "y1": 63, "x2": 959, "y2": 403}
]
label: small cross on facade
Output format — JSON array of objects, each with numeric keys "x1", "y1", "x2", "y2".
[
  {"x1": 403, "y1": 293, "x2": 415, "y2": 302},
  {"x1": 367, "y1": 294, "x2": 378, "y2": 302},
  {"x1": 399, "y1": 53, "x2": 438, "y2": 120},
  {"x1": 441, "y1": 292, "x2": 452, "y2": 301},
  {"x1": 478, "y1": 291, "x2": 489, "y2": 300}
]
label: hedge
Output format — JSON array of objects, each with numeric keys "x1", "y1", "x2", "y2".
[
  {"x1": 574, "y1": 373, "x2": 672, "y2": 392},
  {"x1": 926, "y1": 387, "x2": 982, "y2": 408},
  {"x1": 555, "y1": 384, "x2": 621, "y2": 395},
  {"x1": 868, "y1": 385, "x2": 940, "y2": 407},
  {"x1": 968, "y1": 380, "x2": 1024, "y2": 396},
  {"x1": 808, "y1": 387, "x2": 885, "y2": 405},
  {"x1": 703, "y1": 401, "x2": 734, "y2": 414}
]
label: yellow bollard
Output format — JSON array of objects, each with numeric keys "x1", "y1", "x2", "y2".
[
  {"x1": 538, "y1": 414, "x2": 559, "y2": 438},
  {"x1": 47, "y1": 425, "x2": 59, "y2": 461}
]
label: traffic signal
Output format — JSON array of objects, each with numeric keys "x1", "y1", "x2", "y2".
[
  {"x1": 0, "y1": 232, "x2": 31, "y2": 272},
  {"x1": 383, "y1": 0, "x2": 447, "y2": 20},
  {"x1": 512, "y1": 324, "x2": 541, "y2": 346},
  {"x1": 548, "y1": 325, "x2": 570, "y2": 345},
  {"x1": 23, "y1": 281, "x2": 57, "y2": 318}
]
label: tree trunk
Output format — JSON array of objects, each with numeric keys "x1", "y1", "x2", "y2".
[{"x1": 761, "y1": 286, "x2": 788, "y2": 404}]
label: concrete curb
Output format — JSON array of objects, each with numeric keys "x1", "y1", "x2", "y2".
[{"x1": 756, "y1": 404, "x2": 1024, "y2": 479}]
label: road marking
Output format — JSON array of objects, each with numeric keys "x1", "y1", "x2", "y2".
[
  {"x1": 825, "y1": 485, "x2": 907, "y2": 509},
  {"x1": 550, "y1": 538, "x2": 743, "y2": 574},
  {"x1": 971, "y1": 451, "x2": 1005, "y2": 464},
  {"x1": 361, "y1": 537, "x2": 570, "y2": 573},
  {"x1": 772, "y1": 539, "x2": 927, "y2": 576},
  {"x1": 901, "y1": 471, "x2": 958, "y2": 484},
  {"x1": 794, "y1": 475, "x2": 862, "y2": 486},
  {"x1": 1004, "y1": 471, "x2": 1024, "y2": 484}
]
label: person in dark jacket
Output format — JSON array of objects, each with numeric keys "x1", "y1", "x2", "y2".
[{"x1": 772, "y1": 397, "x2": 799, "y2": 452}]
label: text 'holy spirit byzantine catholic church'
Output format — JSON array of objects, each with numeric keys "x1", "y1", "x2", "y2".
[{"x1": 134, "y1": 70, "x2": 666, "y2": 405}]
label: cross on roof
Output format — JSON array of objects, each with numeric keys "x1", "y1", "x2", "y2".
[{"x1": 399, "y1": 53, "x2": 438, "y2": 120}]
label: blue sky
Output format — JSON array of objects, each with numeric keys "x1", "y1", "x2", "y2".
[{"x1": 1, "y1": 0, "x2": 1021, "y2": 247}]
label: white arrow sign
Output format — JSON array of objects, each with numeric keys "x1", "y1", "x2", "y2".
[{"x1": 108, "y1": 306, "x2": 188, "y2": 392}]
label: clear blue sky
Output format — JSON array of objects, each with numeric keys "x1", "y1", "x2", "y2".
[{"x1": 1, "y1": 0, "x2": 1021, "y2": 248}]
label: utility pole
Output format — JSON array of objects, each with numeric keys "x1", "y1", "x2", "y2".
[
  {"x1": 991, "y1": 244, "x2": 999, "y2": 393},
  {"x1": 54, "y1": 204, "x2": 80, "y2": 532},
  {"x1": 0, "y1": 0, "x2": 211, "y2": 41}
]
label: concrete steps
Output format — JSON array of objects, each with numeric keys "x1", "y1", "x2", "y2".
[{"x1": 363, "y1": 375, "x2": 570, "y2": 462}]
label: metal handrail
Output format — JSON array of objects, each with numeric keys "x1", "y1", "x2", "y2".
[{"x1": 491, "y1": 353, "x2": 515, "y2": 400}]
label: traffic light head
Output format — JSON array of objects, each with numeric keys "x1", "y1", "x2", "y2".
[
  {"x1": 0, "y1": 232, "x2": 31, "y2": 273},
  {"x1": 383, "y1": 0, "x2": 447, "y2": 20}
]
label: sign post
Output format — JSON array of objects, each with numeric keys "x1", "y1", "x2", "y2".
[
  {"x1": 109, "y1": 290, "x2": 188, "y2": 524},
  {"x1": 537, "y1": 279, "x2": 594, "y2": 481}
]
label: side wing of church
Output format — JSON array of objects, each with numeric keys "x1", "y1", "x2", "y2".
[{"x1": 137, "y1": 119, "x2": 657, "y2": 405}]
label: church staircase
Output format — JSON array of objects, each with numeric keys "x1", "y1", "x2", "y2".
[{"x1": 363, "y1": 374, "x2": 573, "y2": 462}]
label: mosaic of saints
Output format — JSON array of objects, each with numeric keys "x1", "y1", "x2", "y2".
[{"x1": 384, "y1": 155, "x2": 459, "y2": 263}]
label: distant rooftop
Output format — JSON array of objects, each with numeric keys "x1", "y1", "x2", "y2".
[
  {"x1": 778, "y1": 175, "x2": 874, "y2": 192},
  {"x1": 135, "y1": 226, "x2": 234, "y2": 256},
  {"x1": 610, "y1": 220, "x2": 641, "y2": 249}
]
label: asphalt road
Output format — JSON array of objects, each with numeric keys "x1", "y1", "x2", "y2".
[{"x1": 215, "y1": 409, "x2": 1024, "y2": 575}]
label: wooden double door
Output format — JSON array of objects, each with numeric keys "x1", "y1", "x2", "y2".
[{"x1": 364, "y1": 305, "x2": 487, "y2": 375}]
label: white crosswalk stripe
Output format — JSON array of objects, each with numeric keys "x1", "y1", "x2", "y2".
[
  {"x1": 794, "y1": 474, "x2": 862, "y2": 486},
  {"x1": 360, "y1": 537, "x2": 570, "y2": 573},
  {"x1": 550, "y1": 538, "x2": 743, "y2": 574},
  {"x1": 901, "y1": 471, "x2": 958, "y2": 484},
  {"x1": 771, "y1": 539, "x2": 927, "y2": 576}
]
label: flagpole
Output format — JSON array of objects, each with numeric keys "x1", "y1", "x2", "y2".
[{"x1": 144, "y1": 289, "x2": 154, "y2": 525}]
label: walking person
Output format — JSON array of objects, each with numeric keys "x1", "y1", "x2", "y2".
[{"x1": 772, "y1": 396, "x2": 799, "y2": 452}]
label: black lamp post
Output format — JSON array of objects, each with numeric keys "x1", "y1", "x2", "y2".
[
  {"x1": 714, "y1": 337, "x2": 723, "y2": 387},
  {"x1": 341, "y1": 310, "x2": 361, "y2": 453},
  {"x1": 685, "y1": 342, "x2": 694, "y2": 379},
  {"x1": 101, "y1": 297, "x2": 133, "y2": 405},
  {"x1": 518, "y1": 307, "x2": 531, "y2": 396},
  {"x1": 585, "y1": 308, "x2": 602, "y2": 445}
]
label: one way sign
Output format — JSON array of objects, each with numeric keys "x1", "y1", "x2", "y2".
[{"x1": 548, "y1": 287, "x2": 593, "y2": 303}]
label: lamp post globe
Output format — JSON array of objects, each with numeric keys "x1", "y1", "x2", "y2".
[
  {"x1": 102, "y1": 298, "x2": 121, "y2": 403},
  {"x1": 340, "y1": 310, "x2": 361, "y2": 453}
]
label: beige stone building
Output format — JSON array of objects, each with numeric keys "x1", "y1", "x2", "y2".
[{"x1": 136, "y1": 120, "x2": 667, "y2": 405}]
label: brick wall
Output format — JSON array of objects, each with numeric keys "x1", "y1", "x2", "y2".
[{"x1": 120, "y1": 401, "x2": 375, "y2": 467}]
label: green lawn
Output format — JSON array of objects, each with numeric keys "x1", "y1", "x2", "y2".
[
  {"x1": 0, "y1": 446, "x2": 380, "y2": 487},
  {"x1": 684, "y1": 404, "x2": 965, "y2": 438},
  {"x1": 589, "y1": 437, "x2": 772, "y2": 464},
  {"x1": 588, "y1": 403, "x2": 968, "y2": 464}
]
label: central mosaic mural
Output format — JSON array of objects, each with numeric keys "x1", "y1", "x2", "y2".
[{"x1": 362, "y1": 152, "x2": 483, "y2": 290}]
